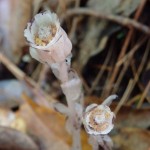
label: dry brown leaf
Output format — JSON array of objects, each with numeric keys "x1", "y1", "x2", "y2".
[
  {"x1": 20, "y1": 94, "x2": 92, "y2": 150},
  {"x1": 19, "y1": 94, "x2": 70, "y2": 150},
  {"x1": 115, "y1": 106, "x2": 150, "y2": 129},
  {"x1": 0, "y1": 126, "x2": 38, "y2": 150},
  {"x1": 81, "y1": 130, "x2": 92, "y2": 150},
  {"x1": 112, "y1": 128, "x2": 150, "y2": 150}
]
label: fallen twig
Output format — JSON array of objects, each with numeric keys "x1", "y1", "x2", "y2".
[
  {"x1": 68, "y1": 0, "x2": 81, "y2": 40},
  {"x1": 0, "y1": 52, "x2": 56, "y2": 107},
  {"x1": 112, "y1": 37, "x2": 148, "y2": 93},
  {"x1": 61, "y1": 7, "x2": 150, "y2": 35},
  {"x1": 103, "y1": 0, "x2": 148, "y2": 96},
  {"x1": 88, "y1": 41, "x2": 113, "y2": 95},
  {"x1": 137, "y1": 81, "x2": 150, "y2": 108},
  {"x1": 115, "y1": 79, "x2": 134, "y2": 115},
  {"x1": 127, "y1": 94, "x2": 142, "y2": 106}
]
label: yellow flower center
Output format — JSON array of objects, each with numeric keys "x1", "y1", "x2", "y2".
[
  {"x1": 87, "y1": 107, "x2": 111, "y2": 132},
  {"x1": 35, "y1": 24, "x2": 57, "y2": 46}
]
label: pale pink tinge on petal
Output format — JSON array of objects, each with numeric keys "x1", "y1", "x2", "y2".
[
  {"x1": 37, "y1": 49, "x2": 55, "y2": 64},
  {"x1": 29, "y1": 47, "x2": 43, "y2": 63},
  {"x1": 61, "y1": 28, "x2": 72, "y2": 56},
  {"x1": 24, "y1": 11, "x2": 72, "y2": 64},
  {"x1": 48, "y1": 28, "x2": 72, "y2": 63}
]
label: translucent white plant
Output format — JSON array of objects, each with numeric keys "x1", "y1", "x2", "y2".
[
  {"x1": 24, "y1": 10, "x2": 83, "y2": 150},
  {"x1": 24, "y1": 11, "x2": 72, "y2": 64},
  {"x1": 24, "y1": 10, "x2": 117, "y2": 150},
  {"x1": 83, "y1": 95, "x2": 117, "y2": 150}
]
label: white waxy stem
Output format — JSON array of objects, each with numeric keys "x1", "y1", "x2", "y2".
[{"x1": 61, "y1": 76, "x2": 82, "y2": 101}]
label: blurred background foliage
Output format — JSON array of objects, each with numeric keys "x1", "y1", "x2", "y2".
[{"x1": 0, "y1": 0, "x2": 150, "y2": 150}]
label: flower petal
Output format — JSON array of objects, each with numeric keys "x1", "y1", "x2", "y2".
[
  {"x1": 102, "y1": 94, "x2": 118, "y2": 106},
  {"x1": 85, "y1": 104, "x2": 97, "y2": 113},
  {"x1": 29, "y1": 47, "x2": 42, "y2": 62}
]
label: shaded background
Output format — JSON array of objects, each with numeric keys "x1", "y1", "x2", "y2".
[{"x1": 0, "y1": 0, "x2": 150, "y2": 150}]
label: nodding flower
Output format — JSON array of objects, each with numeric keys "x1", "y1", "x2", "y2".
[
  {"x1": 83, "y1": 95, "x2": 117, "y2": 135},
  {"x1": 24, "y1": 11, "x2": 72, "y2": 64}
]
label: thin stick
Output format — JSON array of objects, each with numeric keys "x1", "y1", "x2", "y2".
[
  {"x1": 131, "y1": 39, "x2": 150, "y2": 89},
  {"x1": 61, "y1": 6, "x2": 150, "y2": 35},
  {"x1": 137, "y1": 81, "x2": 150, "y2": 108},
  {"x1": 112, "y1": 37, "x2": 147, "y2": 93},
  {"x1": 0, "y1": 53, "x2": 35, "y2": 87},
  {"x1": 37, "y1": 64, "x2": 49, "y2": 87},
  {"x1": 117, "y1": 39, "x2": 150, "y2": 108},
  {"x1": 0, "y1": 52, "x2": 56, "y2": 106},
  {"x1": 101, "y1": 66, "x2": 115, "y2": 98},
  {"x1": 127, "y1": 94, "x2": 142, "y2": 106},
  {"x1": 69, "y1": 0, "x2": 81, "y2": 40},
  {"x1": 102, "y1": 0, "x2": 147, "y2": 96},
  {"x1": 88, "y1": 43, "x2": 113, "y2": 95},
  {"x1": 130, "y1": 60, "x2": 145, "y2": 93},
  {"x1": 115, "y1": 79, "x2": 133, "y2": 115},
  {"x1": 95, "y1": 64, "x2": 112, "y2": 72},
  {"x1": 31, "y1": 63, "x2": 42, "y2": 80},
  {"x1": 104, "y1": 30, "x2": 133, "y2": 96},
  {"x1": 116, "y1": 37, "x2": 147, "y2": 67}
]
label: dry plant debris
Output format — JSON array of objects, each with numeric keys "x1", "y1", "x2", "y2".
[{"x1": 0, "y1": 0, "x2": 150, "y2": 150}]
